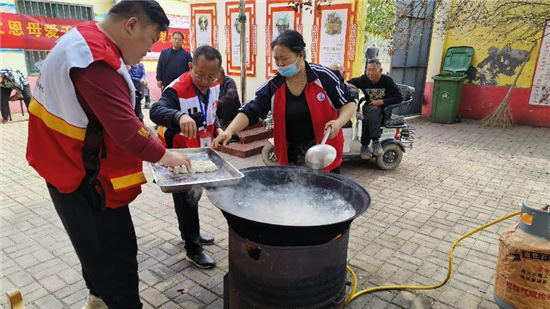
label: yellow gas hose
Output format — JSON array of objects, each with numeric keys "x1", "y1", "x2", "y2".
[{"x1": 345, "y1": 210, "x2": 522, "y2": 305}]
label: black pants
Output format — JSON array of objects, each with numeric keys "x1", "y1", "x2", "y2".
[
  {"x1": 216, "y1": 101, "x2": 240, "y2": 127},
  {"x1": 47, "y1": 181, "x2": 142, "y2": 309},
  {"x1": 361, "y1": 105, "x2": 384, "y2": 146},
  {"x1": 173, "y1": 187, "x2": 203, "y2": 255},
  {"x1": 1, "y1": 85, "x2": 31, "y2": 120}
]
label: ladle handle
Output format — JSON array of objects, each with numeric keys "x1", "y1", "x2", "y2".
[{"x1": 321, "y1": 127, "x2": 331, "y2": 145}]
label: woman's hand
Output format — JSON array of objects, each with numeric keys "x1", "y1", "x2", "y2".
[
  {"x1": 324, "y1": 120, "x2": 342, "y2": 139},
  {"x1": 212, "y1": 128, "x2": 233, "y2": 149}
]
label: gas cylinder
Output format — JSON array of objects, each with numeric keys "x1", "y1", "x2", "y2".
[{"x1": 494, "y1": 201, "x2": 550, "y2": 309}]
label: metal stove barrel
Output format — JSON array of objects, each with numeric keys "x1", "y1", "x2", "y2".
[
  {"x1": 225, "y1": 227, "x2": 348, "y2": 309},
  {"x1": 206, "y1": 166, "x2": 371, "y2": 309}
]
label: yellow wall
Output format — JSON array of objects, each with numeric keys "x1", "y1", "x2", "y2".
[
  {"x1": 425, "y1": 0, "x2": 451, "y2": 83},
  {"x1": 430, "y1": 0, "x2": 544, "y2": 88},
  {"x1": 158, "y1": 0, "x2": 189, "y2": 15},
  {"x1": 351, "y1": 0, "x2": 367, "y2": 78},
  {"x1": 143, "y1": 0, "x2": 190, "y2": 73},
  {"x1": 443, "y1": 28, "x2": 541, "y2": 88},
  {"x1": 0, "y1": 50, "x2": 27, "y2": 73}
]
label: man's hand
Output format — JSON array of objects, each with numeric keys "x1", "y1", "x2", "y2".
[
  {"x1": 212, "y1": 128, "x2": 233, "y2": 149},
  {"x1": 324, "y1": 120, "x2": 342, "y2": 139},
  {"x1": 178, "y1": 114, "x2": 197, "y2": 139},
  {"x1": 345, "y1": 82, "x2": 358, "y2": 90},
  {"x1": 157, "y1": 81, "x2": 163, "y2": 89},
  {"x1": 140, "y1": 79, "x2": 148, "y2": 86},
  {"x1": 369, "y1": 99, "x2": 384, "y2": 107},
  {"x1": 159, "y1": 150, "x2": 192, "y2": 170}
]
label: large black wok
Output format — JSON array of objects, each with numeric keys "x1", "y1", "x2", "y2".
[{"x1": 206, "y1": 166, "x2": 370, "y2": 246}]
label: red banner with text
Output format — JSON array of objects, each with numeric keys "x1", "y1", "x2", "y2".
[
  {"x1": 0, "y1": 13, "x2": 81, "y2": 49},
  {"x1": 0, "y1": 12, "x2": 189, "y2": 52}
]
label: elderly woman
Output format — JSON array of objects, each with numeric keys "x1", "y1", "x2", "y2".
[{"x1": 213, "y1": 30, "x2": 356, "y2": 173}]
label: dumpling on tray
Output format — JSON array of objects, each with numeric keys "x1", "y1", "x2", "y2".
[
  {"x1": 164, "y1": 159, "x2": 217, "y2": 174},
  {"x1": 205, "y1": 161, "x2": 217, "y2": 172}
]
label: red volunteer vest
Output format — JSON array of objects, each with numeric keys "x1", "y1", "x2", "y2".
[
  {"x1": 272, "y1": 79, "x2": 344, "y2": 172},
  {"x1": 158, "y1": 72, "x2": 219, "y2": 149},
  {"x1": 26, "y1": 22, "x2": 146, "y2": 208}
]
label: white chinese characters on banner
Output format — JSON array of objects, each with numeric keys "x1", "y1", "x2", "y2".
[
  {"x1": 195, "y1": 14, "x2": 212, "y2": 47},
  {"x1": 231, "y1": 12, "x2": 250, "y2": 68},
  {"x1": 167, "y1": 14, "x2": 189, "y2": 28},
  {"x1": 530, "y1": 22, "x2": 550, "y2": 106},
  {"x1": 318, "y1": 9, "x2": 348, "y2": 67},
  {"x1": 272, "y1": 11, "x2": 294, "y2": 41}
]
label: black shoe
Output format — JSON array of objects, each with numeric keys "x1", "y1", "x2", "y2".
[
  {"x1": 229, "y1": 134, "x2": 240, "y2": 143},
  {"x1": 144, "y1": 103, "x2": 151, "y2": 109},
  {"x1": 199, "y1": 234, "x2": 215, "y2": 245},
  {"x1": 186, "y1": 251, "x2": 216, "y2": 269},
  {"x1": 372, "y1": 140, "x2": 383, "y2": 156}
]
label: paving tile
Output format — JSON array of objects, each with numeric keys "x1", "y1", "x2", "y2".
[{"x1": 3, "y1": 115, "x2": 549, "y2": 308}]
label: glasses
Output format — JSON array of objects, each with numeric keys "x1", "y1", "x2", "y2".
[{"x1": 193, "y1": 72, "x2": 218, "y2": 83}]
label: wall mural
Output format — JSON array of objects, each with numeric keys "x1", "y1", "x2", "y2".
[
  {"x1": 266, "y1": 0, "x2": 301, "y2": 78},
  {"x1": 313, "y1": 2, "x2": 358, "y2": 80},
  {"x1": 529, "y1": 21, "x2": 550, "y2": 106},
  {"x1": 226, "y1": 1, "x2": 256, "y2": 77},
  {"x1": 190, "y1": 3, "x2": 217, "y2": 51}
]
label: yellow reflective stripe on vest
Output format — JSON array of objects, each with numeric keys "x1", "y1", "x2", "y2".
[
  {"x1": 29, "y1": 98, "x2": 86, "y2": 141},
  {"x1": 110, "y1": 171, "x2": 146, "y2": 191},
  {"x1": 158, "y1": 125, "x2": 165, "y2": 137}
]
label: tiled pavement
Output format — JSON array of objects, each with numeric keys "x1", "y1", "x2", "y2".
[{"x1": 1, "y1": 112, "x2": 549, "y2": 309}]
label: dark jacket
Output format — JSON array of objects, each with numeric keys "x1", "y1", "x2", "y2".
[
  {"x1": 240, "y1": 62, "x2": 356, "y2": 171},
  {"x1": 347, "y1": 74, "x2": 402, "y2": 108},
  {"x1": 156, "y1": 47, "x2": 193, "y2": 87},
  {"x1": 218, "y1": 76, "x2": 240, "y2": 108},
  {"x1": 240, "y1": 62, "x2": 356, "y2": 125},
  {"x1": 150, "y1": 74, "x2": 221, "y2": 148}
]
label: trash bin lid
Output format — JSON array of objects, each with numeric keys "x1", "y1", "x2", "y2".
[{"x1": 442, "y1": 46, "x2": 474, "y2": 73}]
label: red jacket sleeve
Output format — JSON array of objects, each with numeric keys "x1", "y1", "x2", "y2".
[{"x1": 70, "y1": 61, "x2": 165, "y2": 163}]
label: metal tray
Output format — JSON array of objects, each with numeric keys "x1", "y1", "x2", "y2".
[{"x1": 148, "y1": 148, "x2": 244, "y2": 193}]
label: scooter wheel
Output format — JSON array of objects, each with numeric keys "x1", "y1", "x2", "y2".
[
  {"x1": 262, "y1": 143, "x2": 279, "y2": 166},
  {"x1": 376, "y1": 144, "x2": 403, "y2": 170}
]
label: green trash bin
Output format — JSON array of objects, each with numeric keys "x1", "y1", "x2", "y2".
[{"x1": 431, "y1": 46, "x2": 474, "y2": 124}]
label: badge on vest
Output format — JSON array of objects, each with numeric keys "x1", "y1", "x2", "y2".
[
  {"x1": 317, "y1": 92, "x2": 326, "y2": 101},
  {"x1": 199, "y1": 129, "x2": 212, "y2": 148}
]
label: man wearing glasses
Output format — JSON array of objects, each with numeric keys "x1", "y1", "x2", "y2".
[{"x1": 150, "y1": 45, "x2": 223, "y2": 269}]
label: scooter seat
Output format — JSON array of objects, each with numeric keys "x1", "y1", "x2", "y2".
[{"x1": 385, "y1": 115, "x2": 405, "y2": 127}]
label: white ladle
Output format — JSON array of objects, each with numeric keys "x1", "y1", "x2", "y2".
[{"x1": 305, "y1": 127, "x2": 336, "y2": 170}]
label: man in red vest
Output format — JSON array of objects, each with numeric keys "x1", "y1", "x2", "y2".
[
  {"x1": 26, "y1": 1, "x2": 189, "y2": 308},
  {"x1": 150, "y1": 45, "x2": 224, "y2": 269}
]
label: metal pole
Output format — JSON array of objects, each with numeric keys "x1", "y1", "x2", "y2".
[{"x1": 239, "y1": 0, "x2": 246, "y2": 102}]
